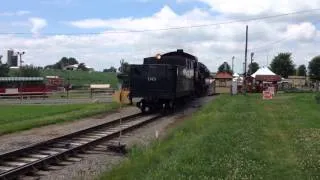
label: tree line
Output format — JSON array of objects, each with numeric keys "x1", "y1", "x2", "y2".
[
  {"x1": 217, "y1": 53, "x2": 320, "y2": 81},
  {"x1": 0, "y1": 57, "x2": 112, "y2": 77},
  {"x1": 45, "y1": 57, "x2": 90, "y2": 71}
]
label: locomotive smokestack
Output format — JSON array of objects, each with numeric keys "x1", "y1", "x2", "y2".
[{"x1": 177, "y1": 49, "x2": 183, "y2": 53}]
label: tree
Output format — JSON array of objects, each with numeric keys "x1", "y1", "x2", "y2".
[
  {"x1": 270, "y1": 53, "x2": 295, "y2": 78},
  {"x1": 297, "y1": 65, "x2": 307, "y2": 76},
  {"x1": 248, "y1": 62, "x2": 259, "y2": 75},
  {"x1": 309, "y1": 56, "x2": 320, "y2": 80},
  {"x1": 46, "y1": 57, "x2": 79, "y2": 70},
  {"x1": 103, "y1": 66, "x2": 117, "y2": 73},
  {"x1": 218, "y1": 62, "x2": 233, "y2": 74},
  {"x1": 77, "y1": 63, "x2": 89, "y2": 71},
  {"x1": 14, "y1": 65, "x2": 41, "y2": 77},
  {"x1": 0, "y1": 63, "x2": 9, "y2": 77}
]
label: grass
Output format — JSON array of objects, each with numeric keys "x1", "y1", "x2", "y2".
[
  {"x1": 9, "y1": 69, "x2": 118, "y2": 88},
  {"x1": 42, "y1": 70, "x2": 118, "y2": 88},
  {"x1": 0, "y1": 102, "x2": 120, "y2": 135},
  {"x1": 99, "y1": 93, "x2": 320, "y2": 180}
]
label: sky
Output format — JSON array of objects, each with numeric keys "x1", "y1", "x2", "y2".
[{"x1": 0, "y1": 0, "x2": 320, "y2": 73}]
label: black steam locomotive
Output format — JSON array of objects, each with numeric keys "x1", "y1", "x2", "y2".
[{"x1": 129, "y1": 49, "x2": 211, "y2": 113}]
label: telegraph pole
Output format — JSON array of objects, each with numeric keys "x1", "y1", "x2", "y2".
[{"x1": 243, "y1": 25, "x2": 248, "y2": 95}]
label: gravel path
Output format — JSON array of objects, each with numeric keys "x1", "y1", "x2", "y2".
[
  {"x1": 36, "y1": 95, "x2": 216, "y2": 180},
  {"x1": 0, "y1": 106, "x2": 140, "y2": 153}
]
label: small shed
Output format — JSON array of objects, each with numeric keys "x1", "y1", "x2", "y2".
[
  {"x1": 287, "y1": 76, "x2": 307, "y2": 88},
  {"x1": 215, "y1": 72, "x2": 233, "y2": 94}
]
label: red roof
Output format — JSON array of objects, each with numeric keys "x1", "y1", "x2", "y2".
[{"x1": 215, "y1": 72, "x2": 233, "y2": 79}]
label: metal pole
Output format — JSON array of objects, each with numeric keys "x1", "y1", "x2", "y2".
[
  {"x1": 17, "y1": 51, "x2": 25, "y2": 68},
  {"x1": 17, "y1": 51, "x2": 25, "y2": 103},
  {"x1": 244, "y1": 25, "x2": 248, "y2": 95},
  {"x1": 119, "y1": 86, "x2": 123, "y2": 143},
  {"x1": 67, "y1": 58, "x2": 70, "y2": 101}
]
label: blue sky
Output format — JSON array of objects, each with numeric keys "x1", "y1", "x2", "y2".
[{"x1": 0, "y1": 0, "x2": 210, "y2": 34}]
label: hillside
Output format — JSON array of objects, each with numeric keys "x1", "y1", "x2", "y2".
[
  {"x1": 8, "y1": 69, "x2": 118, "y2": 88},
  {"x1": 41, "y1": 70, "x2": 118, "y2": 88}
]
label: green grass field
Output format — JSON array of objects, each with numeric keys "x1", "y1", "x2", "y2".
[
  {"x1": 0, "y1": 103, "x2": 119, "y2": 135},
  {"x1": 100, "y1": 93, "x2": 319, "y2": 180},
  {"x1": 9, "y1": 69, "x2": 118, "y2": 88},
  {"x1": 41, "y1": 70, "x2": 118, "y2": 87}
]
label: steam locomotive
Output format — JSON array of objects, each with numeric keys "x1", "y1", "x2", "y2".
[{"x1": 129, "y1": 49, "x2": 211, "y2": 113}]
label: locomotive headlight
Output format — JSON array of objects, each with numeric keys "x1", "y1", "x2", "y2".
[{"x1": 156, "y1": 54, "x2": 161, "y2": 60}]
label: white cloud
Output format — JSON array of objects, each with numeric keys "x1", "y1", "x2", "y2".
[
  {"x1": 1, "y1": 4, "x2": 320, "y2": 73},
  {"x1": 182, "y1": 0, "x2": 320, "y2": 15},
  {"x1": 285, "y1": 22, "x2": 317, "y2": 41},
  {"x1": 28, "y1": 17, "x2": 47, "y2": 34}
]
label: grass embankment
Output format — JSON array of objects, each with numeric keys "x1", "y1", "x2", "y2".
[
  {"x1": 9, "y1": 69, "x2": 118, "y2": 88},
  {"x1": 0, "y1": 102, "x2": 119, "y2": 135},
  {"x1": 42, "y1": 70, "x2": 118, "y2": 88},
  {"x1": 100, "y1": 94, "x2": 319, "y2": 180}
]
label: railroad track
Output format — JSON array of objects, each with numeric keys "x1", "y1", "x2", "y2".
[{"x1": 0, "y1": 113, "x2": 162, "y2": 180}]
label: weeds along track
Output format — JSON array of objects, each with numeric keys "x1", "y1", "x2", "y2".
[{"x1": 0, "y1": 113, "x2": 162, "y2": 180}]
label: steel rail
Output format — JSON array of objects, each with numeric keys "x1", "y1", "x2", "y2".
[{"x1": 0, "y1": 113, "x2": 162, "y2": 180}]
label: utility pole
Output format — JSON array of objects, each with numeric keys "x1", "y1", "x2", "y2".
[
  {"x1": 16, "y1": 51, "x2": 25, "y2": 103},
  {"x1": 232, "y1": 56, "x2": 235, "y2": 73},
  {"x1": 17, "y1": 51, "x2": 25, "y2": 68},
  {"x1": 243, "y1": 25, "x2": 248, "y2": 95}
]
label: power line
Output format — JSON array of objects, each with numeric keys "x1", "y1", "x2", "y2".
[{"x1": 1, "y1": 8, "x2": 320, "y2": 36}]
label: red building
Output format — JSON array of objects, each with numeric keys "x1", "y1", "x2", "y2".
[{"x1": 0, "y1": 76, "x2": 64, "y2": 96}]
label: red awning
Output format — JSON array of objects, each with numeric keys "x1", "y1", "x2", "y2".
[
  {"x1": 215, "y1": 72, "x2": 233, "y2": 79},
  {"x1": 255, "y1": 75, "x2": 281, "y2": 82}
]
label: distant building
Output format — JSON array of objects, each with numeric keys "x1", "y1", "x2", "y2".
[
  {"x1": 287, "y1": 76, "x2": 307, "y2": 88},
  {"x1": 64, "y1": 64, "x2": 79, "y2": 71},
  {"x1": 63, "y1": 64, "x2": 94, "y2": 71},
  {"x1": 214, "y1": 72, "x2": 233, "y2": 94},
  {"x1": 7, "y1": 49, "x2": 18, "y2": 67}
]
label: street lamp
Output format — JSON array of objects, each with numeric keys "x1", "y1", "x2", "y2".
[{"x1": 17, "y1": 51, "x2": 25, "y2": 68}]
